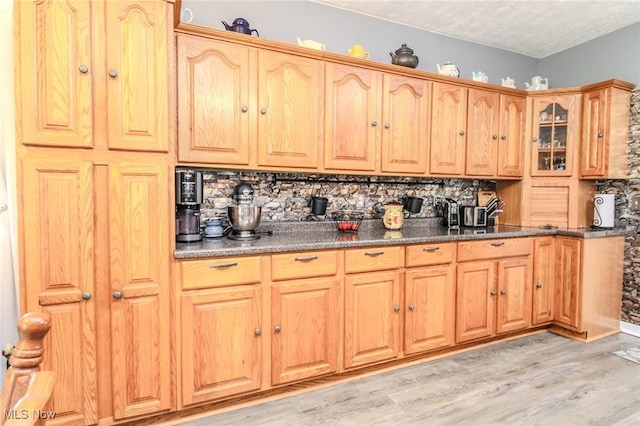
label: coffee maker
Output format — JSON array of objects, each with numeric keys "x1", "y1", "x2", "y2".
[
  {"x1": 175, "y1": 169, "x2": 203, "y2": 243},
  {"x1": 442, "y1": 198, "x2": 460, "y2": 229}
]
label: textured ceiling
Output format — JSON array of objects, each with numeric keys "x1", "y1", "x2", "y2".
[{"x1": 311, "y1": 0, "x2": 640, "y2": 58}]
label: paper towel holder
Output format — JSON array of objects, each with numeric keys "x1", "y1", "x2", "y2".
[{"x1": 593, "y1": 194, "x2": 615, "y2": 228}]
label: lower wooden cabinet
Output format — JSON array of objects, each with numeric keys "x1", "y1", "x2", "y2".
[
  {"x1": 554, "y1": 237, "x2": 581, "y2": 328},
  {"x1": 181, "y1": 286, "x2": 262, "y2": 405},
  {"x1": 532, "y1": 237, "x2": 555, "y2": 325}
]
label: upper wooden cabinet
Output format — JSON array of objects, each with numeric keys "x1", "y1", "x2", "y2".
[
  {"x1": 430, "y1": 82, "x2": 467, "y2": 175},
  {"x1": 497, "y1": 95, "x2": 526, "y2": 178},
  {"x1": 466, "y1": 88, "x2": 500, "y2": 176},
  {"x1": 529, "y1": 94, "x2": 579, "y2": 177},
  {"x1": 580, "y1": 80, "x2": 634, "y2": 179},
  {"x1": 15, "y1": 0, "x2": 169, "y2": 152}
]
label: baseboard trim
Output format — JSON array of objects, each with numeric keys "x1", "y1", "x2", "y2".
[{"x1": 620, "y1": 321, "x2": 640, "y2": 337}]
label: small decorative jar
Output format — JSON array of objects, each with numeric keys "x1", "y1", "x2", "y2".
[
  {"x1": 203, "y1": 218, "x2": 224, "y2": 238},
  {"x1": 383, "y1": 201, "x2": 404, "y2": 230}
]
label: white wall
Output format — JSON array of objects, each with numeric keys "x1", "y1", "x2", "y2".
[{"x1": 0, "y1": 0, "x2": 19, "y2": 384}]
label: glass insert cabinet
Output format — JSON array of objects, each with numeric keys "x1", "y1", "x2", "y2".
[{"x1": 531, "y1": 95, "x2": 578, "y2": 176}]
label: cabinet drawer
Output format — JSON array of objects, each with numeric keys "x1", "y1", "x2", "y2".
[
  {"x1": 180, "y1": 256, "x2": 262, "y2": 290},
  {"x1": 344, "y1": 246, "x2": 403, "y2": 273},
  {"x1": 271, "y1": 250, "x2": 339, "y2": 281},
  {"x1": 406, "y1": 243, "x2": 455, "y2": 267},
  {"x1": 457, "y1": 238, "x2": 531, "y2": 262}
]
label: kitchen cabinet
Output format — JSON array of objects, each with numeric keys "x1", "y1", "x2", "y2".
[
  {"x1": 404, "y1": 243, "x2": 456, "y2": 354},
  {"x1": 323, "y1": 64, "x2": 429, "y2": 174},
  {"x1": 530, "y1": 94, "x2": 579, "y2": 176},
  {"x1": 344, "y1": 246, "x2": 403, "y2": 368},
  {"x1": 497, "y1": 94, "x2": 526, "y2": 177},
  {"x1": 430, "y1": 82, "x2": 467, "y2": 175},
  {"x1": 15, "y1": 0, "x2": 169, "y2": 152},
  {"x1": 456, "y1": 238, "x2": 532, "y2": 343},
  {"x1": 554, "y1": 237, "x2": 581, "y2": 329},
  {"x1": 465, "y1": 88, "x2": 500, "y2": 176},
  {"x1": 532, "y1": 237, "x2": 555, "y2": 325},
  {"x1": 580, "y1": 80, "x2": 634, "y2": 179}
]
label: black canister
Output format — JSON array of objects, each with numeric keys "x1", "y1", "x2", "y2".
[{"x1": 310, "y1": 197, "x2": 328, "y2": 215}]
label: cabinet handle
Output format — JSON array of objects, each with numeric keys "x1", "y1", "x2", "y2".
[
  {"x1": 371, "y1": 121, "x2": 378, "y2": 127},
  {"x1": 209, "y1": 262, "x2": 238, "y2": 269},
  {"x1": 501, "y1": 135, "x2": 507, "y2": 140},
  {"x1": 255, "y1": 328, "x2": 262, "y2": 336},
  {"x1": 108, "y1": 69, "x2": 118, "y2": 78},
  {"x1": 408, "y1": 304, "x2": 415, "y2": 311},
  {"x1": 364, "y1": 251, "x2": 384, "y2": 257},
  {"x1": 274, "y1": 325, "x2": 281, "y2": 333},
  {"x1": 423, "y1": 246, "x2": 440, "y2": 252},
  {"x1": 597, "y1": 132, "x2": 604, "y2": 138},
  {"x1": 241, "y1": 105, "x2": 248, "y2": 113},
  {"x1": 532, "y1": 137, "x2": 538, "y2": 142},
  {"x1": 82, "y1": 292, "x2": 92, "y2": 301},
  {"x1": 384, "y1": 123, "x2": 390, "y2": 129},
  {"x1": 112, "y1": 291, "x2": 123, "y2": 300},
  {"x1": 459, "y1": 130, "x2": 465, "y2": 136},
  {"x1": 260, "y1": 108, "x2": 267, "y2": 115},
  {"x1": 490, "y1": 290, "x2": 497, "y2": 296},
  {"x1": 492, "y1": 134, "x2": 498, "y2": 140},
  {"x1": 536, "y1": 283, "x2": 543, "y2": 289},
  {"x1": 500, "y1": 289, "x2": 507, "y2": 295},
  {"x1": 294, "y1": 256, "x2": 318, "y2": 262},
  {"x1": 394, "y1": 306, "x2": 400, "y2": 313},
  {"x1": 490, "y1": 242, "x2": 505, "y2": 247},
  {"x1": 79, "y1": 65, "x2": 89, "y2": 73}
]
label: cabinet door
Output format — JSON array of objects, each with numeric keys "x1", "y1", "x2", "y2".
[
  {"x1": 181, "y1": 286, "x2": 262, "y2": 405},
  {"x1": 465, "y1": 88, "x2": 499, "y2": 176},
  {"x1": 532, "y1": 237, "x2": 555, "y2": 325},
  {"x1": 109, "y1": 163, "x2": 171, "y2": 419},
  {"x1": 380, "y1": 74, "x2": 430, "y2": 174},
  {"x1": 177, "y1": 35, "x2": 251, "y2": 165},
  {"x1": 581, "y1": 88, "x2": 607, "y2": 177},
  {"x1": 456, "y1": 261, "x2": 495, "y2": 343},
  {"x1": 531, "y1": 95, "x2": 577, "y2": 177},
  {"x1": 271, "y1": 278, "x2": 339, "y2": 384},
  {"x1": 496, "y1": 257, "x2": 532, "y2": 334},
  {"x1": 344, "y1": 271, "x2": 401, "y2": 368},
  {"x1": 22, "y1": 159, "x2": 98, "y2": 425},
  {"x1": 430, "y1": 83, "x2": 467, "y2": 175},
  {"x1": 555, "y1": 237, "x2": 582, "y2": 329},
  {"x1": 257, "y1": 50, "x2": 322, "y2": 169},
  {"x1": 404, "y1": 265, "x2": 455, "y2": 354},
  {"x1": 497, "y1": 95, "x2": 525, "y2": 177},
  {"x1": 15, "y1": 0, "x2": 93, "y2": 148},
  {"x1": 324, "y1": 63, "x2": 380, "y2": 171},
  {"x1": 106, "y1": 0, "x2": 168, "y2": 152}
]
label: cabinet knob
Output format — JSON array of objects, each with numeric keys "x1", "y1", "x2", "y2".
[
  {"x1": 241, "y1": 105, "x2": 248, "y2": 113},
  {"x1": 597, "y1": 132, "x2": 604, "y2": 138},
  {"x1": 384, "y1": 123, "x2": 390, "y2": 129},
  {"x1": 112, "y1": 291, "x2": 123, "y2": 300},
  {"x1": 274, "y1": 325, "x2": 281, "y2": 333},
  {"x1": 532, "y1": 137, "x2": 538, "y2": 142},
  {"x1": 108, "y1": 69, "x2": 118, "y2": 78},
  {"x1": 255, "y1": 328, "x2": 262, "y2": 336},
  {"x1": 490, "y1": 290, "x2": 497, "y2": 296},
  {"x1": 501, "y1": 135, "x2": 507, "y2": 140},
  {"x1": 536, "y1": 283, "x2": 543, "y2": 289},
  {"x1": 393, "y1": 306, "x2": 400, "y2": 313},
  {"x1": 408, "y1": 304, "x2": 415, "y2": 311},
  {"x1": 492, "y1": 134, "x2": 498, "y2": 140},
  {"x1": 459, "y1": 130, "x2": 465, "y2": 136},
  {"x1": 260, "y1": 108, "x2": 267, "y2": 115},
  {"x1": 500, "y1": 289, "x2": 507, "y2": 295},
  {"x1": 79, "y1": 65, "x2": 89, "y2": 74},
  {"x1": 371, "y1": 121, "x2": 378, "y2": 127},
  {"x1": 82, "y1": 292, "x2": 92, "y2": 301}
]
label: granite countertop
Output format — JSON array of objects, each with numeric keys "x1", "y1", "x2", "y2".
[{"x1": 174, "y1": 219, "x2": 629, "y2": 259}]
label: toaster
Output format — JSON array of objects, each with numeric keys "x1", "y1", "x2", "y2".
[{"x1": 461, "y1": 206, "x2": 487, "y2": 227}]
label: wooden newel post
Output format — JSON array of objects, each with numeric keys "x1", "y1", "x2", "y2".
[{"x1": 9, "y1": 312, "x2": 52, "y2": 372}]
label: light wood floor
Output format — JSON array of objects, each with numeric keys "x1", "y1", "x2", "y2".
[{"x1": 176, "y1": 331, "x2": 640, "y2": 426}]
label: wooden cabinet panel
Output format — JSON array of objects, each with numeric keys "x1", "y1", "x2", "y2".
[
  {"x1": 257, "y1": 50, "x2": 322, "y2": 169},
  {"x1": 180, "y1": 256, "x2": 262, "y2": 290},
  {"x1": 430, "y1": 82, "x2": 467, "y2": 175},
  {"x1": 497, "y1": 95, "x2": 525, "y2": 177},
  {"x1": 22, "y1": 159, "x2": 97, "y2": 425},
  {"x1": 344, "y1": 271, "x2": 401, "y2": 368},
  {"x1": 324, "y1": 63, "x2": 380, "y2": 171},
  {"x1": 381, "y1": 74, "x2": 430, "y2": 174},
  {"x1": 404, "y1": 265, "x2": 455, "y2": 354},
  {"x1": 15, "y1": 0, "x2": 93, "y2": 148},
  {"x1": 456, "y1": 261, "x2": 496, "y2": 343},
  {"x1": 176, "y1": 35, "x2": 251, "y2": 165},
  {"x1": 457, "y1": 238, "x2": 531, "y2": 262},
  {"x1": 271, "y1": 250, "x2": 339, "y2": 281},
  {"x1": 581, "y1": 88, "x2": 607, "y2": 177},
  {"x1": 271, "y1": 278, "x2": 339, "y2": 384},
  {"x1": 532, "y1": 237, "x2": 555, "y2": 325},
  {"x1": 109, "y1": 163, "x2": 171, "y2": 419},
  {"x1": 554, "y1": 237, "x2": 582, "y2": 329},
  {"x1": 405, "y1": 243, "x2": 455, "y2": 268},
  {"x1": 344, "y1": 246, "x2": 403, "y2": 273},
  {"x1": 496, "y1": 257, "x2": 532, "y2": 334},
  {"x1": 106, "y1": 0, "x2": 168, "y2": 152},
  {"x1": 181, "y1": 286, "x2": 262, "y2": 405},
  {"x1": 466, "y1": 88, "x2": 499, "y2": 176}
]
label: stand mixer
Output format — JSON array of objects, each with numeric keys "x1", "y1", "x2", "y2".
[{"x1": 227, "y1": 183, "x2": 262, "y2": 241}]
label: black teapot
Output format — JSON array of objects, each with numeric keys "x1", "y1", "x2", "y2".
[
  {"x1": 222, "y1": 18, "x2": 259, "y2": 36},
  {"x1": 390, "y1": 43, "x2": 419, "y2": 68}
]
